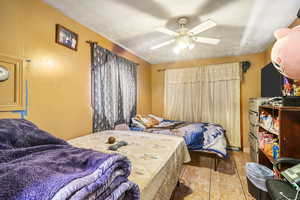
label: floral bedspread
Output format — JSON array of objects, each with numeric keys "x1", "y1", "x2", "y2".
[{"x1": 68, "y1": 130, "x2": 191, "y2": 200}]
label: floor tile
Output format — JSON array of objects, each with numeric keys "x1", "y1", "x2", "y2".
[{"x1": 173, "y1": 151, "x2": 254, "y2": 200}]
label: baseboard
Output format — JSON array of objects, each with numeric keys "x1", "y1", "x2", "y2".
[{"x1": 227, "y1": 146, "x2": 241, "y2": 151}]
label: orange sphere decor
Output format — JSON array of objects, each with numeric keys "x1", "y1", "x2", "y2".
[{"x1": 107, "y1": 136, "x2": 116, "y2": 144}]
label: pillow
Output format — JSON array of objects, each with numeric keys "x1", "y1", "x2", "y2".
[
  {"x1": 133, "y1": 115, "x2": 160, "y2": 128},
  {"x1": 148, "y1": 114, "x2": 164, "y2": 123},
  {"x1": 131, "y1": 118, "x2": 146, "y2": 129}
]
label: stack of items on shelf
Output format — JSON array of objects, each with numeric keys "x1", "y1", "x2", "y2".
[
  {"x1": 259, "y1": 110, "x2": 280, "y2": 134},
  {"x1": 258, "y1": 108, "x2": 280, "y2": 161},
  {"x1": 282, "y1": 76, "x2": 300, "y2": 96},
  {"x1": 282, "y1": 77, "x2": 300, "y2": 106},
  {"x1": 262, "y1": 97, "x2": 283, "y2": 107},
  {"x1": 248, "y1": 98, "x2": 270, "y2": 162},
  {"x1": 258, "y1": 132, "x2": 280, "y2": 160}
]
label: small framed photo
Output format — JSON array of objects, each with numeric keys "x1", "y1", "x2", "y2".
[{"x1": 56, "y1": 24, "x2": 78, "y2": 51}]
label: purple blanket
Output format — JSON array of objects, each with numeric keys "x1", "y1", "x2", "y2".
[{"x1": 0, "y1": 119, "x2": 140, "y2": 200}]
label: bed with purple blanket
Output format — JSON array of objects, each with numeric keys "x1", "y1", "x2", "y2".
[
  {"x1": 0, "y1": 119, "x2": 139, "y2": 200},
  {"x1": 131, "y1": 119, "x2": 227, "y2": 158}
]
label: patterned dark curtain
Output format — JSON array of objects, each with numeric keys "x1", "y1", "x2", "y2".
[{"x1": 91, "y1": 43, "x2": 137, "y2": 132}]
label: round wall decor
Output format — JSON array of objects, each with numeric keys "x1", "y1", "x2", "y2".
[{"x1": 0, "y1": 66, "x2": 9, "y2": 82}]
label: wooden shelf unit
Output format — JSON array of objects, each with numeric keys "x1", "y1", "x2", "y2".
[{"x1": 258, "y1": 105, "x2": 300, "y2": 169}]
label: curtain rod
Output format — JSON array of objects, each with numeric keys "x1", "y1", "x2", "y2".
[
  {"x1": 86, "y1": 40, "x2": 98, "y2": 45},
  {"x1": 157, "y1": 68, "x2": 166, "y2": 72},
  {"x1": 86, "y1": 40, "x2": 139, "y2": 66},
  {"x1": 156, "y1": 61, "x2": 251, "y2": 72}
]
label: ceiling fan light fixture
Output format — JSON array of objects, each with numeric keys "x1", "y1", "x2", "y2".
[
  {"x1": 188, "y1": 42, "x2": 195, "y2": 50},
  {"x1": 151, "y1": 17, "x2": 219, "y2": 52},
  {"x1": 173, "y1": 35, "x2": 195, "y2": 54},
  {"x1": 173, "y1": 42, "x2": 194, "y2": 54},
  {"x1": 173, "y1": 46, "x2": 181, "y2": 55}
]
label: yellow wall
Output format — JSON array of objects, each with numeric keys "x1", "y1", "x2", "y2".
[
  {"x1": 0, "y1": 0, "x2": 151, "y2": 140},
  {"x1": 151, "y1": 53, "x2": 266, "y2": 149}
]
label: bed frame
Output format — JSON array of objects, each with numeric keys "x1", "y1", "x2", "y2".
[
  {"x1": 192, "y1": 150, "x2": 226, "y2": 171},
  {"x1": 195, "y1": 130, "x2": 230, "y2": 171}
]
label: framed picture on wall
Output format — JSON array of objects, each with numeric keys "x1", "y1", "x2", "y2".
[{"x1": 55, "y1": 24, "x2": 78, "y2": 51}]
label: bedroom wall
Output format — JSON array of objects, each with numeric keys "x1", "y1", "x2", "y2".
[
  {"x1": 151, "y1": 53, "x2": 266, "y2": 150},
  {"x1": 0, "y1": 0, "x2": 151, "y2": 140}
]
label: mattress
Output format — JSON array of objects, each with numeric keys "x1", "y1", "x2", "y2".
[{"x1": 68, "y1": 130, "x2": 191, "y2": 200}]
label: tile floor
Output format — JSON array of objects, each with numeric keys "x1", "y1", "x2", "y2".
[{"x1": 173, "y1": 151, "x2": 255, "y2": 200}]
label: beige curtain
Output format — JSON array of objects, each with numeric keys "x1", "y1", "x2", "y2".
[{"x1": 164, "y1": 63, "x2": 241, "y2": 147}]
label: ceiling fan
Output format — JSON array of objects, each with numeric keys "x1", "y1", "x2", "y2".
[{"x1": 150, "y1": 17, "x2": 220, "y2": 54}]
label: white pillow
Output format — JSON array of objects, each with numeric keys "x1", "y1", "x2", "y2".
[{"x1": 131, "y1": 118, "x2": 146, "y2": 129}]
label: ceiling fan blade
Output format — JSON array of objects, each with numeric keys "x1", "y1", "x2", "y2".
[
  {"x1": 188, "y1": 20, "x2": 217, "y2": 35},
  {"x1": 150, "y1": 39, "x2": 175, "y2": 50},
  {"x1": 192, "y1": 36, "x2": 220, "y2": 45},
  {"x1": 156, "y1": 27, "x2": 178, "y2": 36}
]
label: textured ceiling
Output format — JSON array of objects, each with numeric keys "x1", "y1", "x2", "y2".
[{"x1": 44, "y1": 0, "x2": 300, "y2": 64}]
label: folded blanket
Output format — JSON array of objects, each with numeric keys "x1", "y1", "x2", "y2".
[{"x1": 0, "y1": 119, "x2": 140, "y2": 200}]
